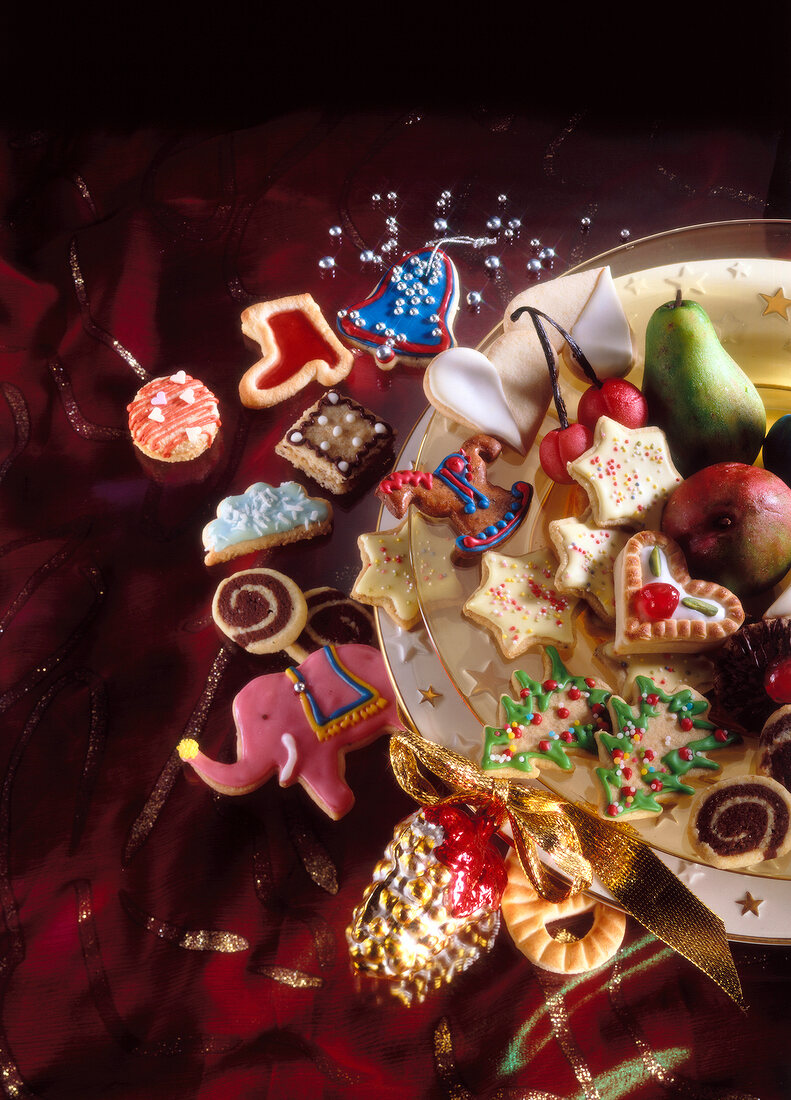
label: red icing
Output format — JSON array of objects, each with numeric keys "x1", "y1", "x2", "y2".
[
  {"x1": 423, "y1": 804, "x2": 507, "y2": 919},
  {"x1": 127, "y1": 373, "x2": 220, "y2": 457},
  {"x1": 257, "y1": 309, "x2": 340, "y2": 389},
  {"x1": 379, "y1": 470, "x2": 433, "y2": 494}
]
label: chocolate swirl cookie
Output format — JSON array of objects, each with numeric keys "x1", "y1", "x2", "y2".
[
  {"x1": 285, "y1": 587, "x2": 377, "y2": 662},
  {"x1": 212, "y1": 568, "x2": 307, "y2": 654},
  {"x1": 758, "y1": 705, "x2": 791, "y2": 791},
  {"x1": 687, "y1": 774, "x2": 791, "y2": 868}
]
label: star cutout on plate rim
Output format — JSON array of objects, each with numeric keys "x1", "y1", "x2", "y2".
[
  {"x1": 736, "y1": 891, "x2": 763, "y2": 916},
  {"x1": 463, "y1": 659, "x2": 510, "y2": 701},
  {"x1": 727, "y1": 260, "x2": 751, "y2": 279},
  {"x1": 663, "y1": 265, "x2": 707, "y2": 296},
  {"x1": 620, "y1": 276, "x2": 649, "y2": 296},
  {"x1": 759, "y1": 287, "x2": 791, "y2": 320},
  {"x1": 566, "y1": 416, "x2": 684, "y2": 531}
]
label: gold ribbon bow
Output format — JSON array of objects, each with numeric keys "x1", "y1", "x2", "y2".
[{"x1": 390, "y1": 729, "x2": 745, "y2": 1009}]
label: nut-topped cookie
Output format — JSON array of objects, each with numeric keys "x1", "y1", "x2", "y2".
[{"x1": 276, "y1": 390, "x2": 395, "y2": 495}]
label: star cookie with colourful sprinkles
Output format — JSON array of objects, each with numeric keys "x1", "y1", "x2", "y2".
[
  {"x1": 482, "y1": 646, "x2": 613, "y2": 778},
  {"x1": 595, "y1": 676, "x2": 741, "y2": 820},
  {"x1": 351, "y1": 522, "x2": 419, "y2": 630},
  {"x1": 548, "y1": 510, "x2": 629, "y2": 624},
  {"x1": 566, "y1": 415, "x2": 683, "y2": 530},
  {"x1": 463, "y1": 548, "x2": 579, "y2": 660}
]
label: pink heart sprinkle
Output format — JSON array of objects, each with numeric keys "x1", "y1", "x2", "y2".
[{"x1": 151, "y1": 391, "x2": 168, "y2": 406}]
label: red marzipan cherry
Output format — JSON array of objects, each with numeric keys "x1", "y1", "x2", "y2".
[
  {"x1": 765, "y1": 656, "x2": 791, "y2": 704},
  {"x1": 539, "y1": 422, "x2": 594, "y2": 484},
  {"x1": 577, "y1": 378, "x2": 648, "y2": 431},
  {"x1": 632, "y1": 582, "x2": 680, "y2": 621}
]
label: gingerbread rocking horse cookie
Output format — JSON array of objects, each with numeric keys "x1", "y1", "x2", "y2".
[{"x1": 376, "y1": 433, "x2": 533, "y2": 563}]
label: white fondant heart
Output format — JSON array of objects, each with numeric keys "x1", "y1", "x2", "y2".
[
  {"x1": 424, "y1": 346, "x2": 523, "y2": 452},
  {"x1": 170, "y1": 370, "x2": 188, "y2": 384},
  {"x1": 179, "y1": 387, "x2": 195, "y2": 404},
  {"x1": 148, "y1": 407, "x2": 165, "y2": 422},
  {"x1": 151, "y1": 390, "x2": 168, "y2": 405},
  {"x1": 185, "y1": 426, "x2": 203, "y2": 443}
]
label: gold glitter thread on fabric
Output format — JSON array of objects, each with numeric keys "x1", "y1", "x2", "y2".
[
  {"x1": 250, "y1": 965, "x2": 323, "y2": 989},
  {"x1": 433, "y1": 1018, "x2": 476, "y2": 1100},
  {"x1": 124, "y1": 647, "x2": 233, "y2": 863},
  {"x1": 388, "y1": 731, "x2": 744, "y2": 1009},
  {"x1": 68, "y1": 237, "x2": 149, "y2": 381},
  {"x1": 48, "y1": 360, "x2": 126, "y2": 441},
  {"x1": 533, "y1": 967, "x2": 601, "y2": 1100},
  {"x1": 74, "y1": 881, "x2": 237, "y2": 1057},
  {"x1": 282, "y1": 799, "x2": 339, "y2": 895},
  {"x1": 119, "y1": 891, "x2": 249, "y2": 953},
  {"x1": 0, "y1": 382, "x2": 30, "y2": 484},
  {"x1": 608, "y1": 956, "x2": 759, "y2": 1100}
]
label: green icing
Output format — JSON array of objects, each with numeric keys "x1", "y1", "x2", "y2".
[
  {"x1": 596, "y1": 676, "x2": 741, "y2": 817},
  {"x1": 481, "y1": 647, "x2": 611, "y2": 774}
]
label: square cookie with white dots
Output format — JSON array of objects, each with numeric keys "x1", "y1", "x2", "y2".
[{"x1": 275, "y1": 390, "x2": 395, "y2": 495}]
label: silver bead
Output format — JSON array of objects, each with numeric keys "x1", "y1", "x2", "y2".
[
  {"x1": 497, "y1": 193, "x2": 508, "y2": 204},
  {"x1": 527, "y1": 258, "x2": 542, "y2": 273},
  {"x1": 466, "y1": 290, "x2": 482, "y2": 307},
  {"x1": 318, "y1": 256, "x2": 335, "y2": 270},
  {"x1": 508, "y1": 217, "x2": 521, "y2": 230},
  {"x1": 620, "y1": 228, "x2": 631, "y2": 240},
  {"x1": 386, "y1": 190, "x2": 397, "y2": 202},
  {"x1": 328, "y1": 225, "x2": 343, "y2": 237},
  {"x1": 486, "y1": 216, "x2": 501, "y2": 231},
  {"x1": 580, "y1": 216, "x2": 591, "y2": 228},
  {"x1": 360, "y1": 250, "x2": 376, "y2": 263},
  {"x1": 434, "y1": 218, "x2": 448, "y2": 232},
  {"x1": 539, "y1": 247, "x2": 556, "y2": 263},
  {"x1": 484, "y1": 256, "x2": 501, "y2": 270},
  {"x1": 530, "y1": 237, "x2": 541, "y2": 250},
  {"x1": 371, "y1": 192, "x2": 382, "y2": 204}
]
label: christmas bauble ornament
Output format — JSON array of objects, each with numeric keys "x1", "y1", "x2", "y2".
[{"x1": 346, "y1": 804, "x2": 506, "y2": 1003}]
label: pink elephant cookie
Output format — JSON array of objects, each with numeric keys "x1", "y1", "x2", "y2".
[{"x1": 178, "y1": 643, "x2": 402, "y2": 819}]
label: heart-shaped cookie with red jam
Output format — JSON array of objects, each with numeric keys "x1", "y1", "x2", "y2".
[{"x1": 613, "y1": 530, "x2": 744, "y2": 654}]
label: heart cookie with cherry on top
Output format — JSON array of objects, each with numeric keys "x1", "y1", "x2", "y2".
[{"x1": 613, "y1": 530, "x2": 744, "y2": 654}]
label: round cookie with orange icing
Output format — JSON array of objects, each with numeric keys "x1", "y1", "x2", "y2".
[
  {"x1": 127, "y1": 371, "x2": 220, "y2": 462},
  {"x1": 501, "y1": 852, "x2": 626, "y2": 974}
]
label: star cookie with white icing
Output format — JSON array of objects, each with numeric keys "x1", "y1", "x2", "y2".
[
  {"x1": 548, "y1": 510, "x2": 630, "y2": 624},
  {"x1": 352, "y1": 522, "x2": 419, "y2": 630},
  {"x1": 462, "y1": 548, "x2": 579, "y2": 660},
  {"x1": 567, "y1": 416, "x2": 683, "y2": 530}
]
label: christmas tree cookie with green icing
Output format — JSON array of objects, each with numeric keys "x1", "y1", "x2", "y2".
[
  {"x1": 482, "y1": 646, "x2": 613, "y2": 778},
  {"x1": 595, "y1": 675, "x2": 741, "y2": 820}
]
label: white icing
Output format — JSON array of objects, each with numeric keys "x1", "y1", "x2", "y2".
[
  {"x1": 764, "y1": 575, "x2": 791, "y2": 619},
  {"x1": 280, "y1": 733, "x2": 298, "y2": 783},
  {"x1": 425, "y1": 346, "x2": 523, "y2": 452},
  {"x1": 568, "y1": 267, "x2": 635, "y2": 379},
  {"x1": 638, "y1": 544, "x2": 726, "y2": 622}
]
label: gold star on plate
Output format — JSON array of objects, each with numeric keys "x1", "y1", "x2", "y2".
[
  {"x1": 418, "y1": 685, "x2": 442, "y2": 707},
  {"x1": 759, "y1": 287, "x2": 791, "y2": 320},
  {"x1": 736, "y1": 891, "x2": 763, "y2": 916}
]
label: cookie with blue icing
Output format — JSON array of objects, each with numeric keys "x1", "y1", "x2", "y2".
[
  {"x1": 336, "y1": 247, "x2": 459, "y2": 369},
  {"x1": 202, "y1": 481, "x2": 332, "y2": 566}
]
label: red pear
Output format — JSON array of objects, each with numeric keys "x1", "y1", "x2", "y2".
[{"x1": 661, "y1": 462, "x2": 791, "y2": 598}]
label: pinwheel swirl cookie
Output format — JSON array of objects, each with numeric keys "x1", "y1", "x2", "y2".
[
  {"x1": 613, "y1": 531, "x2": 743, "y2": 654},
  {"x1": 212, "y1": 568, "x2": 307, "y2": 654},
  {"x1": 687, "y1": 775, "x2": 791, "y2": 868}
]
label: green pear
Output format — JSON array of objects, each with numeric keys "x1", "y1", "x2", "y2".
[{"x1": 642, "y1": 292, "x2": 765, "y2": 478}]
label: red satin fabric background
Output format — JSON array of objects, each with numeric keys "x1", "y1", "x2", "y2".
[{"x1": 2, "y1": 108, "x2": 791, "y2": 1098}]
